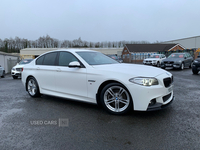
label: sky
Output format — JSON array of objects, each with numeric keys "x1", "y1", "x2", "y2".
[{"x1": 1, "y1": 0, "x2": 200, "y2": 43}]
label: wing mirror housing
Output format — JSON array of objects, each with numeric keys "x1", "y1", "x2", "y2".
[{"x1": 68, "y1": 61, "x2": 81, "y2": 68}]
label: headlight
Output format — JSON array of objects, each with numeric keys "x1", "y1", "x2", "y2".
[
  {"x1": 12, "y1": 68, "x2": 16, "y2": 71},
  {"x1": 194, "y1": 60, "x2": 198, "y2": 63},
  {"x1": 129, "y1": 77, "x2": 159, "y2": 86},
  {"x1": 176, "y1": 60, "x2": 182, "y2": 63}
]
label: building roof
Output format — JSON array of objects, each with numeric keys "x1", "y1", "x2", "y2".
[
  {"x1": 0, "y1": 51, "x2": 20, "y2": 57},
  {"x1": 125, "y1": 44, "x2": 181, "y2": 52},
  {"x1": 20, "y1": 48, "x2": 123, "y2": 55}
]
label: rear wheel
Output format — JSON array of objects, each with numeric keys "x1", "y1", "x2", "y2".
[
  {"x1": 100, "y1": 83, "x2": 132, "y2": 115},
  {"x1": 27, "y1": 77, "x2": 41, "y2": 97}
]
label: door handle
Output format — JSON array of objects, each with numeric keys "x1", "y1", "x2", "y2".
[
  {"x1": 56, "y1": 68, "x2": 61, "y2": 72},
  {"x1": 36, "y1": 67, "x2": 40, "y2": 70}
]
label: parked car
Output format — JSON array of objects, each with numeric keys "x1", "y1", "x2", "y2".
[
  {"x1": 107, "y1": 55, "x2": 123, "y2": 63},
  {"x1": 192, "y1": 55, "x2": 200, "y2": 74},
  {"x1": 143, "y1": 54, "x2": 166, "y2": 67},
  {"x1": 22, "y1": 49, "x2": 174, "y2": 115},
  {"x1": 11, "y1": 59, "x2": 33, "y2": 79},
  {"x1": 0, "y1": 65, "x2": 5, "y2": 78},
  {"x1": 161, "y1": 52, "x2": 193, "y2": 70}
]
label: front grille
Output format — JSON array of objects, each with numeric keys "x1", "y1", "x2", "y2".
[
  {"x1": 163, "y1": 93, "x2": 172, "y2": 102},
  {"x1": 163, "y1": 77, "x2": 173, "y2": 88},
  {"x1": 164, "y1": 61, "x2": 174, "y2": 64},
  {"x1": 16, "y1": 68, "x2": 22, "y2": 71}
]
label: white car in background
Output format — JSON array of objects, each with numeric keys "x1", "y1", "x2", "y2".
[
  {"x1": 11, "y1": 59, "x2": 33, "y2": 79},
  {"x1": 22, "y1": 49, "x2": 174, "y2": 115},
  {"x1": 143, "y1": 54, "x2": 166, "y2": 67},
  {"x1": 0, "y1": 65, "x2": 5, "y2": 78}
]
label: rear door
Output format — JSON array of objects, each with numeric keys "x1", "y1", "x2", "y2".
[{"x1": 35, "y1": 52, "x2": 58, "y2": 92}]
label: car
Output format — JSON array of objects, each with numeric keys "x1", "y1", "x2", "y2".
[
  {"x1": 0, "y1": 65, "x2": 5, "y2": 78},
  {"x1": 11, "y1": 59, "x2": 33, "y2": 79},
  {"x1": 107, "y1": 55, "x2": 123, "y2": 63},
  {"x1": 143, "y1": 54, "x2": 166, "y2": 67},
  {"x1": 161, "y1": 52, "x2": 193, "y2": 70},
  {"x1": 192, "y1": 55, "x2": 200, "y2": 74},
  {"x1": 21, "y1": 49, "x2": 174, "y2": 115}
]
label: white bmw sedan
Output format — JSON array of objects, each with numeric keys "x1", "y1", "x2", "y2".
[{"x1": 22, "y1": 49, "x2": 174, "y2": 115}]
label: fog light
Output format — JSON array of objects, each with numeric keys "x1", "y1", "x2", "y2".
[{"x1": 149, "y1": 98, "x2": 156, "y2": 106}]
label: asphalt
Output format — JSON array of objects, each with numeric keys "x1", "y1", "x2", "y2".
[{"x1": 0, "y1": 67, "x2": 200, "y2": 150}]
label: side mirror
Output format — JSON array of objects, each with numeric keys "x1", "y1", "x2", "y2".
[
  {"x1": 184, "y1": 57, "x2": 187, "y2": 59},
  {"x1": 69, "y1": 61, "x2": 81, "y2": 68},
  {"x1": 198, "y1": 55, "x2": 200, "y2": 58},
  {"x1": 16, "y1": 63, "x2": 19, "y2": 65}
]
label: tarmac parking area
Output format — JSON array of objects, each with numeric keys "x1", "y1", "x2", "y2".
[{"x1": 0, "y1": 68, "x2": 200, "y2": 150}]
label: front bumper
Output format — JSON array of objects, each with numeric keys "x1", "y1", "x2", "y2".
[
  {"x1": 11, "y1": 70, "x2": 22, "y2": 77},
  {"x1": 127, "y1": 73, "x2": 174, "y2": 111},
  {"x1": 161, "y1": 62, "x2": 181, "y2": 68},
  {"x1": 192, "y1": 63, "x2": 200, "y2": 71},
  {"x1": 147, "y1": 96, "x2": 174, "y2": 111}
]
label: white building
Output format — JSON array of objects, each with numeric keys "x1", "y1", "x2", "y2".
[
  {"x1": 20, "y1": 48, "x2": 123, "y2": 59},
  {"x1": 0, "y1": 52, "x2": 20, "y2": 73},
  {"x1": 164, "y1": 36, "x2": 200, "y2": 49}
]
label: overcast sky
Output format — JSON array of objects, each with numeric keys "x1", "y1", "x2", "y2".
[{"x1": 1, "y1": 0, "x2": 200, "y2": 42}]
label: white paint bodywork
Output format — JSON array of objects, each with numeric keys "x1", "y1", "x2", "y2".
[
  {"x1": 143, "y1": 54, "x2": 166, "y2": 66},
  {"x1": 22, "y1": 49, "x2": 174, "y2": 111}
]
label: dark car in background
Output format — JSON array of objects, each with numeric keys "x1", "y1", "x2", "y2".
[
  {"x1": 192, "y1": 55, "x2": 200, "y2": 74},
  {"x1": 161, "y1": 53, "x2": 193, "y2": 70},
  {"x1": 107, "y1": 55, "x2": 123, "y2": 63}
]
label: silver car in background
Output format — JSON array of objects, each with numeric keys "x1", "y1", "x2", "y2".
[{"x1": 0, "y1": 65, "x2": 5, "y2": 78}]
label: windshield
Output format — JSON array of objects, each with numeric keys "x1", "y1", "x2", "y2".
[
  {"x1": 19, "y1": 59, "x2": 33, "y2": 65},
  {"x1": 168, "y1": 54, "x2": 184, "y2": 58},
  {"x1": 150, "y1": 55, "x2": 160, "y2": 58},
  {"x1": 77, "y1": 51, "x2": 119, "y2": 65}
]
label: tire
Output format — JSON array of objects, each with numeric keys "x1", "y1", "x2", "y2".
[
  {"x1": 189, "y1": 62, "x2": 193, "y2": 68},
  {"x1": 100, "y1": 83, "x2": 132, "y2": 115},
  {"x1": 161, "y1": 67, "x2": 165, "y2": 69},
  {"x1": 157, "y1": 62, "x2": 160, "y2": 67},
  {"x1": 26, "y1": 77, "x2": 41, "y2": 97},
  {"x1": 12, "y1": 75, "x2": 18, "y2": 79},
  {"x1": 192, "y1": 69, "x2": 198, "y2": 75},
  {"x1": 180, "y1": 63, "x2": 184, "y2": 70},
  {"x1": 1, "y1": 71, "x2": 5, "y2": 78}
]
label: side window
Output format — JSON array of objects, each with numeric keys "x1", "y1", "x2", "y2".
[
  {"x1": 43, "y1": 52, "x2": 57, "y2": 66},
  {"x1": 36, "y1": 55, "x2": 44, "y2": 65},
  {"x1": 58, "y1": 52, "x2": 78, "y2": 66}
]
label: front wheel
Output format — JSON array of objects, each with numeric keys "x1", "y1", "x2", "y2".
[
  {"x1": 27, "y1": 77, "x2": 41, "y2": 97},
  {"x1": 100, "y1": 83, "x2": 132, "y2": 115},
  {"x1": 180, "y1": 63, "x2": 184, "y2": 70},
  {"x1": 157, "y1": 62, "x2": 160, "y2": 67},
  {"x1": 12, "y1": 75, "x2": 18, "y2": 79},
  {"x1": 192, "y1": 69, "x2": 198, "y2": 75},
  {"x1": 189, "y1": 62, "x2": 193, "y2": 68},
  {"x1": 1, "y1": 71, "x2": 5, "y2": 78}
]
